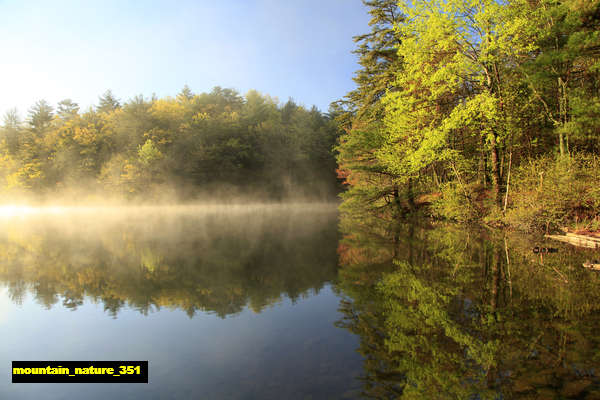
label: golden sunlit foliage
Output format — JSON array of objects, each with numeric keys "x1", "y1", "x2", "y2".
[
  {"x1": 0, "y1": 87, "x2": 342, "y2": 202},
  {"x1": 336, "y1": 0, "x2": 600, "y2": 229}
]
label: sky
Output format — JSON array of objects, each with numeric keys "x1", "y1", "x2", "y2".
[{"x1": 0, "y1": 0, "x2": 371, "y2": 119}]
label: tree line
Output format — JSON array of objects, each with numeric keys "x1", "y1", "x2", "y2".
[
  {"x1": 336, "y1": 0, "x2": 600, "y2": 231},
  {"x1": 0, "y1": 86, "x2": 341, "y2": 201}
]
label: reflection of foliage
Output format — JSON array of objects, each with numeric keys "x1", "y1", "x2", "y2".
[
  {"x1": 336, "y1": 210, "x2": 600, "y2": 399},
  {"x1": 378, "y1": 261, "x2": 497, "y2": 400},
  {"x1": 0, "y1": 208, "x2": 339, "y2": 318}
]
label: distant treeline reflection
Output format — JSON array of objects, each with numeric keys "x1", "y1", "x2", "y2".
[
  {"x1": 335, "y1": 210, "x2": 600, "y2": 399},
  {"x1": 0, "y1": 208, "x2": 339, "y2": 317}
]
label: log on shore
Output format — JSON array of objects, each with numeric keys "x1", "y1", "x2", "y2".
[
  {"x1": 583, "y1": 262, "x2": 600, "y2": 271},
  {"x1": 566, "y1": 232, "x2": 600, "y2": 243},
  {"x1": 545, "y1": 234, "x2": 600, "y2": 249}
]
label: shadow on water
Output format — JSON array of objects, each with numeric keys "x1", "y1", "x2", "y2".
[{"x1": 334, "y1": 209, "x2": 600, "y2": 399}]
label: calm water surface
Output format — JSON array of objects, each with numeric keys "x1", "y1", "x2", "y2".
[{"x1": 0, "y1": 205, "x2": 599, "y2": 399}]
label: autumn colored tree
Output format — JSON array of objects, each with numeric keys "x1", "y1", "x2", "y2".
[{"x1": 0, "y1": 87, "x2": 341, "y2": 200}]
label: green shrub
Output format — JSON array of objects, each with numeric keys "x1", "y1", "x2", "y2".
[
  {"x1": 504, "y1": 153, "x2": 600, "y2": 232},
  {"x1": 430, "y1": 181, "x2": 483, "y2": 223}
]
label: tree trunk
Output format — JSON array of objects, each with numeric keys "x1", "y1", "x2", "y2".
[
  {"x1": 490, "y1": 248, "x2": 501, "y2": 314},
  {"x1": 559, "y1": 131, "x2": 565, "y2": 157},
  {"x1": 407, "y1": 178, "x2": 415, "y2": 210},
  {"x1": 478, "y1": 133, "x2": 487, "y2": 186},
  {"x1": 393, "y1": 186, "x2": 401, "y2": 211},
  {"x1": 489, "y1": 133, "x2": 502, "y2": 206}
]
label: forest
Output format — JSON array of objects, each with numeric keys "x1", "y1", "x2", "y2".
[
  {"x1": 335, "y1": 0, "x2": 600, "y2": 232},
  {"x1": 2, "y1": 0, "x2": 599, "y2": 233},
  {"x1": 0, "y1": 87, "x2": 340, "y2": 202}
]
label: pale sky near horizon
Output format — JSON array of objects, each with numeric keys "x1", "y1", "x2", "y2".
[{"x1": 0, "y1": 0, "x2": 370, "y2": 119}]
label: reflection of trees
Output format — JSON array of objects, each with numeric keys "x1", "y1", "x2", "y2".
[
  {"x1": 335, "y1": 211, "x2": 600, "y2": 399},
  {"x1": 0, "y1": 208, "x2": 339, "y2": 318}
]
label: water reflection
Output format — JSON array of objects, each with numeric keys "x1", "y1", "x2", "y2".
[
  {"x1": 0, "y1": 204, "x2": 339, "y2": 318},
  {"x1": 335, "y1": 211, "x2": 600, "y2": 399},
  {"x1": 3, "y1": 204, "x2": 600, "y2": 398}
]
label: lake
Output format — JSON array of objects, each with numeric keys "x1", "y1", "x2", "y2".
[{"x1": 0, "y1": 205, "x2": 599, "y2": 399}]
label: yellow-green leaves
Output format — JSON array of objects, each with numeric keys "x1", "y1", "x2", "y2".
[
  {"x1": 380, "y1": 0, "x2": 522, "y2": 186},
  {"x1": 137, "y1": 139, "x2": 162, "y2": 166}
]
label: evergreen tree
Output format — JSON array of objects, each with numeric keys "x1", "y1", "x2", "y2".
[
  {"x1": 2, "y1": 109, "x2": 21, "y2": 154},
  {"x1": 97, "y1": 90, "x2": 120, "y2": 113},
  {"x1": 177, "y1": 85, "x2": 194, "y2": 102},
  {"x1": 57, "y1": 99, "x2": 79, "y2": 120},
  {"x1": 516, "y1": 0, "x2": 600, "y2": 156},
  {"x1": 27, "y1": 100, "x2": 54, "y2": 136},
  {"x1": 334, "y1": 0, "x2": 407, "y2": 212},
  {"x1": 343, "y1": 0, "x2": 404, "y2": 121}
]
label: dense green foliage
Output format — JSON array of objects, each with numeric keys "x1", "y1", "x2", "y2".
[
  {"x1": 337, "y1": 0, "x2": 600, "y2": 230},
  {"x1": 0, "y1": 87, "x2": 341, "y2": 202},
  {"x1": 505, "y1": 153, "x2": 600, "y2": 231}
]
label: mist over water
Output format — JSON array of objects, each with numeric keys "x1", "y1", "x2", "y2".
[
  {"x1": 0, "y1": 202, "x2": 339, "y2": 220},
  {"x1": 2, "y1": 202, "x2": 600, "y2": 398},
  {"x1": 0, "y1": 203, "x2": 367, "y2": 400},
  {"x1": 0, "y1": 202, "x2": 340, "y2": 316}
]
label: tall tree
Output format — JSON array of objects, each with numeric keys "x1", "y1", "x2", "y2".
[
  {"x1": 2, "y1": 108, "x2": 21, "y2": 154},
  {"x1": 97, "y1": 90, "x2": 120, "y2": 113},
  {"x1": 382, "y1": 0, "x2": 530, "y2": 205},
  {"x1": 57, "y1": 99, "x2": 79, "y2": 120},
  {"x1": 177, "y1": 85, "x2": 194, "y2": 102},
  {"x1": 334, "y1": 0, "x2": 406, "y2": 212},
  {"x1": 27, "y1": 100, "x2": 54, "y2": 136},
  {"x1": 344, "y1": 0, "x2": 404, "y2": 120},
  {"x1": 515, "y1": 0, "x2": 600, "y2": 156}
]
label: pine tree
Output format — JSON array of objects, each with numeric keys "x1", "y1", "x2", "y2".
[
  {"x1": 334, "y1": 0, "x2": 406, "y2": 212},
  {"x1": 57, "y1": 99, "x2": 79, "y2": 120},
  {"x1": 345, "y1": 0, "x2": 404, "y2": 121},
  {"x1": 97, "y1": 90, "x2": 120, "y2": 113},
  {"x1": 27, "y1": 100, "x2": 54, "y2": 136},
  {"x1": 177, "y1": 85, "x2": 194, "y2": 102},
  {"x1": 2, "y1": 108, "x2": 21, "y2": 154},
  {"x1": 517, "y1": 0, "x2": 600, "y2": 156}
]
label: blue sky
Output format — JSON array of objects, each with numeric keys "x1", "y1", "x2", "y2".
[{"x1": 0, "y1": 0, "x2": 370, "y2": 118}]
